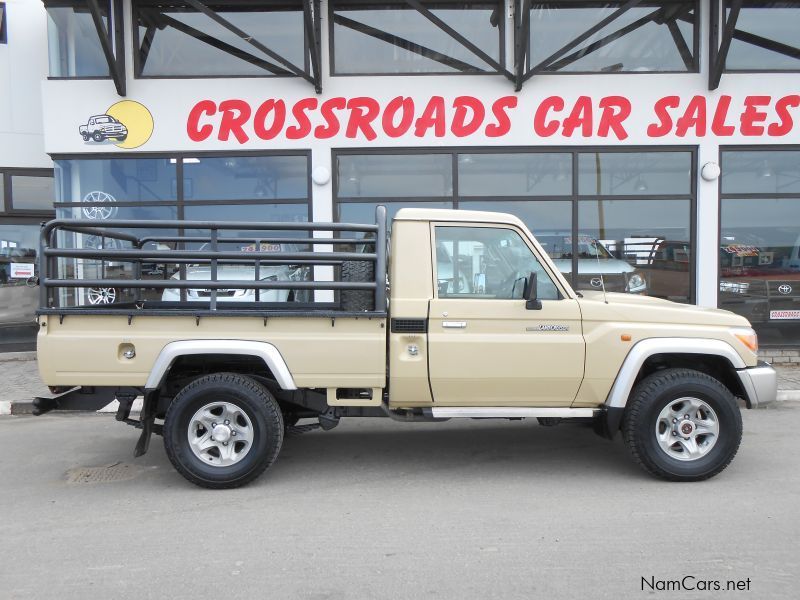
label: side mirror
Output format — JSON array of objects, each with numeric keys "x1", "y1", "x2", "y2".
[{"x1": 524, "y1": 272, "x2": 542, "y2": 310}]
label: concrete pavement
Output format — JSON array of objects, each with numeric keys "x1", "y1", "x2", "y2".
[{"x1": 0, "y1": 404, "x2": 798, "y2": 599}]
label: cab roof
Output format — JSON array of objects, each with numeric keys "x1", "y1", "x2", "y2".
[{"x1": 393, "y1": 208, "x2": 527, "y2": 229}]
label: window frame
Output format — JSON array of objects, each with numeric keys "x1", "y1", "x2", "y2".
[
  {"x1": 1, "y1": 2, "x2": 7, "y2": 44},
  {"x1": 0, "y1": 168, "x2": 56, "y2": 217},
  {"x1": 328, "y1": 0, "x2": 507, "y2": 77},
  {"x1": 333, "y1": 145, "x2": 697, "y2": 303},
  {"x1": 522, "y1": 0, "x2": 700, "y2": 77}
]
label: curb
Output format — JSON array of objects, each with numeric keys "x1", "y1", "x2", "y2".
[
  {"x1": 4, "y1": 397, "x2": 143, "y2": 416},
  {"x1": 0, "y1": 351, "x2": 37, "y2": 363}
]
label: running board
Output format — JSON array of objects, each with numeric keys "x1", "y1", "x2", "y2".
[{"x1": 428, "y1": 407, "x2": 600, "y2": 419}]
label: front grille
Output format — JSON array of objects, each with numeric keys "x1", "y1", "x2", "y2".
[
  {"x1": 391, "y1": 318, "x2": 428, "y2": 333},
  {"x1": 577, "y1": 273, "x2": 628, "y2": 293}
]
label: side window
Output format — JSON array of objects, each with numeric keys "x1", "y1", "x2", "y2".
[{"x1": 434, "y1": 226, "x2": 559, "y2": 300}]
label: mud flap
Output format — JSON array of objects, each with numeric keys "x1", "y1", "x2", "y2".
[{"x1": 133, "y1": 391, "x2": 159, "y2": 458}]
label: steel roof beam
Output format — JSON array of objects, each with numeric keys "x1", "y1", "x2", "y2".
[
  {"x1": 86, "y1": 0, "x2": 125, "y2": 95},
  {"x1": 709, "y1": 0, "x2": 741, "y2": 90}
]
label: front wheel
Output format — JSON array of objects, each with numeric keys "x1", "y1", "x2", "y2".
[
  {"x1": 163, "y1": 373, "x2": 284, "y2": 489},
  {"x1": 622, "y1": 368, "x2": 742, "y2": 481}
]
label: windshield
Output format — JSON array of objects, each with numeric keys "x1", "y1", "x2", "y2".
[
  {"x1": 96, "y1": 116, "x2": 113, "y2": 124},
  {"x1": 537, "y1": 234, "x2": 613, "y2": 260}
]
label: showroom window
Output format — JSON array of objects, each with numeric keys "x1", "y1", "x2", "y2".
[
  {"x1": 720, "y1": 148, "x2": 800, "y2": 346},
  {"x1": 335, "y1": 148, "x2": 695, "y2": 302},
  {"x1": 720, "y1": 0, "x2": 800, "y2": 71},
  {"x1": 330, "y1": 0, "x2": 505, "y2": 74},
  {"x1": 0, "y1": 167, "x2": 55, "y2": 335},
  {"x1": 45, "y1": 0, "x2": 123, "y2": 79},
  {"x1": 133, "y1": 0, "x2": 311, "y2": 78},
  {"x1": 526, "y1": 0, "x2": 698, "y2": 73},
  {"x1": 1, "y1": 2, "x2": 7, "y2": 44},
  {"x1": 52, "y1": 153, "x2": 311, "y2": 306}
]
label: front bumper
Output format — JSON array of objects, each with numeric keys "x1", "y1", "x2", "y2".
[{"x1": 737, "y1": 361, "x2": 777, "y2": 408}]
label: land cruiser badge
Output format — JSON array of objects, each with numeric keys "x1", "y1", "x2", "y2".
[{"x1": 527, "y1": 324, "x2": 569, "y2": 332}]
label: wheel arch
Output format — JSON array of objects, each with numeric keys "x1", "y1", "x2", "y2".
[{"x1": 145, "y1": 340, "x2": 297, "y2": 393}]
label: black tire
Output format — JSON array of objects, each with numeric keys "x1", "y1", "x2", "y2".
[
  {"x1": 92, "y1": 131, "x2": 103, "y2": 142},
  {"x1": 341, "y1": 260, "x2": 374, "y2": 312},
  {"x1": 82, "y1": 132, "x2": 90, "y2": 141},
  {"x1": 116, "y1": 135, "x2": 127, "y2": 142},
  {"x1": 622, "y1": 368, "x2": 742, "y2": 482},
  {"x1": 163, "y1": 373, "x2": 284, "y2": 489}
]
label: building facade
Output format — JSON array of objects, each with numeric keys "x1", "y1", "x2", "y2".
[{"x1": 2, "y1": 0, "x2": 800, "y2": 349}]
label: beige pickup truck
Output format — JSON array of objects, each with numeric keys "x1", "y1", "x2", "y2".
[{"x1": 34, "y1": 208, "x2": 776, "y2": 488}]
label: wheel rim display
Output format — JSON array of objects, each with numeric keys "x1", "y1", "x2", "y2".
[{"x1": 187, "y1": 401, "x2": 254, "y2": 467}]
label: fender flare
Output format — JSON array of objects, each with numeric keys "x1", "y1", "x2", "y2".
[
  {"x1": 600, "y1": 338, "x2": 745, "y2": 439},
  {"x1": 145, "y1": 340, "x2": 297, "y2": 391}
]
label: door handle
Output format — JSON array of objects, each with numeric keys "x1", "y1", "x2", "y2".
[{"x1": 442, "y1": 321, "x2": 467, "y2": 329}]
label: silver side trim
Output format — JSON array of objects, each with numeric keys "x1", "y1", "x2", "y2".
[
  {"x1": 736, "y1": 362, "x2": 777, "y2": 408},
  {"x1": 605, "y1": 338, "x2": 747, "y2": 409},
  {"x1": 145, "y1": 340, "x2": 297, "y2": 390},
  {"x1": 430, "y1": 407, "x2": 598, "y2": 419}
]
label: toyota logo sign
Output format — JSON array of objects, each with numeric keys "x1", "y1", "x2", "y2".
[{"x1": 778, "y1": 284, "x2": 793, "y2": 295}]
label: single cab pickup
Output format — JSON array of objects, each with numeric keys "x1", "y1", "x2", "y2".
[{"x1": 34, "y1": 208, "x2": 776, "y2": 488}]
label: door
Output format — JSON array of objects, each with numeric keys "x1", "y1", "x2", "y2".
[{"x1": 428, "y1": 224, "x2": 585, "y2": 407}]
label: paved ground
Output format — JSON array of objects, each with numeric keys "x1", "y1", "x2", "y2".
[{"x1": 1, "y1": 405, "x2": 798, "y2": 599}]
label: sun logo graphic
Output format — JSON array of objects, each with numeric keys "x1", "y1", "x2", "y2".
[{"x1": 78, "y1": 100, "x2": 154, "y2": 149}]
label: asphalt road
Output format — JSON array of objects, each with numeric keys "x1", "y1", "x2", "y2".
[{"x1": 1, "y1": 405, "x2": 798, "y2": 600}]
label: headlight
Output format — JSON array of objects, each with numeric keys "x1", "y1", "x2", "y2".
[{"x1": 626, "y1": 272, "x2": 646, "y2": 293}]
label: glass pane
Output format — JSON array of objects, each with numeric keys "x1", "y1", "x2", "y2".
[
  {"x1": 333, "y1": 2, "x2": 502, "y2": 74},
  {"x1": 434, "y1": 226, "x2": 559, "y2": 299},
  {"x1": 339, "y1": 200, "x2": 453, "y2": 237},
  {"x1": 0, "y1": 224, "x2": 40, "y2": 327},
  {"x1": 457, "y1": 200, "x2": 571, "y2": 244},
  {"x1": 10, "y1": 175, "x2": 55, "y2": 211},
  {"x1": 183, "y1": 156, "x2": 308, "y2": 201},
  {"x1": 721, "y1": 150, "x2": 800, "y2": 195},
  {"x1": 720, "y1": 198, "x2": 800, "y2": 344},
  {"x1": 578, "y1": 199, "x2": 691, "y2": 301},
  {"x1": 578, "y1": 152, "x2": 692, "y2": 195},
  {"x1": 54, "y1": 205, "x2": 180, "y2": 306},
  {"x1": 458, "y1": 153, "x2": 572, "y2": 196},
  {"x1": 726, "y1": 1, "x2": 800, "y2": 70},
  {"x1": 337, "y1": 154, "x2": 453, "y2": 197},
  {"x1": 530, "y1": 1, "x2": 697, "y2": 72},
  {"x1": 54, "y1": 159, "x2": 177, "y2": 208},
  {"x1": 47, "y1": 5, "x2": 110, "y2": 77},
  {"x1": 135, "y1": 7, "x2": 304, "y2": 76},
  {"x1": 183, "y1": 203, "x2": 309, "y2": 239}
]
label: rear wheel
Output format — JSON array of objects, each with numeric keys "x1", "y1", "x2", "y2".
[
  {"x1": 622, "y1": 368, "x2": 742, "y2": 481},
  {"x1": 163, "y1": 373, "x2": 284, "y2": 489}
]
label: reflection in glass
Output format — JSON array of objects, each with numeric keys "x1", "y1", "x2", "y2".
[
  {"x1": 47, "y1": 4, "x2": 111, "y2": 77},
  {"x1": 339, "y1": 201, "x2": 452, "y2": 236},
  {"x1": 721, "y1": 150, "x2": 800, "y2": 195},
  {"x1": 578, "y1": 152, "x2": 692, "y2": 195},
  {"x1": 337, "y1": 154, "x2": 453, "y2": 198},
  {"x1": 434, "y1": 226, "x2": 559, "y2": 299},
  {"x1": 458, "y1": 200, "x2": 571, "y2": 242},
  {"x1": 10, "y1": 176, "x2": 55, "y2": 211},
  {"x1": 578, "y1": 199, "x2": 691, "y2": 301},
  {"x1": 55, "y1": 159, "x2": 177, "y2": 205},
  {"x1": 720, "y1": 198, "x2": 800, "y2": 343},
  {"x1": 332, "y1": 1, "x2": 502, "y2": 74},
  {"x1": 458, "y1": 154, "x2": 572, "y2": 196},
  {"x1": 134, "y1": 4, "x2": 305, "y2": 76},
  {"x1": 725, "y1": 1, "x2": 800, "y2": 70},
  {"x1": 530, "y1": 1, "x2": 697, "y2": 72},
  {"x1": 183, "y1": 156, "x2": 308, "y2": 201},
  {"x1": 0, "y1": 225, "x2": 40, "y2": 326}
]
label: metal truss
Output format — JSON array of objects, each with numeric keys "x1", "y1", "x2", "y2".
[
  {"x1": 86, "y1": 0, "x2": 126, "y2": 95},
  {"x1": 709, "y1": 0, "x2": 800, "y2": 90}
]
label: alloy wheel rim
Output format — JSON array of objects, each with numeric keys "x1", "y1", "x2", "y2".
[
  {"x1": 187, "y1": 401, "x2": 254, "y2": 467},
  {"x1": 655, "y1": 397, "x2": 720, "y2": 462}
]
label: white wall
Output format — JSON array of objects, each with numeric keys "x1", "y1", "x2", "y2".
[{"x1": 0, "y1": 0, "x2": 50, "y2": 169}]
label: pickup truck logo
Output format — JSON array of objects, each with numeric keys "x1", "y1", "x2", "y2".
[
  {"x1": 527, "y1": 324, "x2": 569, "y2": 332},
  {"x1": 79, "y1": 101, "x2": 153, "y2": 149}
]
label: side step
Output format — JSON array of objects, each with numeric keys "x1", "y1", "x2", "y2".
[{"x1": 428, "y1": 407, "x2": 599, "y2": 419}]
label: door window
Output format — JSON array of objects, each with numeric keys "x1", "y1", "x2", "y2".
[{"x1": 434, "y1": 226, "x2": 559, "y2": 300}]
